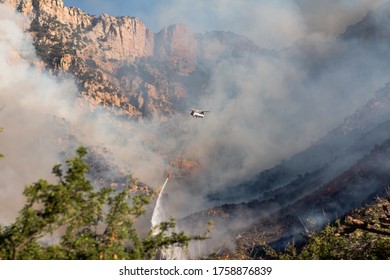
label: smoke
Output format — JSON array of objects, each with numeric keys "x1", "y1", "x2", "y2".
[
  {"x1": 65, "y1": 0, "x2": 385, "y2": 49},
  {"x1": 150, "y1": 1, "x2": 390, "y2": 255},
  {"x1": 0, "y1": 5, "x2": 81, "y2": 224},
  {"x1": 295, "y1": 0, "x2": 386, "y2": 38},
  {"x1": 154, "y1": 0, "x2": 385, "y2": 49},
  {"x1": 0, "y1": 5, "x2": 169, "y2": 225}
]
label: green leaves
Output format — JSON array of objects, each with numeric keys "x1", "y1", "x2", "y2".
[{"x1": 0, "y1": 147, "x2": 207, "y2": 260}]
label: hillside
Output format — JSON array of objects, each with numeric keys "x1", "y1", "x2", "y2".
[
  {"x1": 177, "y1": 2, "x2": 390, "y2": 257},
  {"x1": 0, "y1": 0, "x2": 269, "y2": 119},
  {"x1": 234, "y1": 195, "x2": 390, "y2": 260}
]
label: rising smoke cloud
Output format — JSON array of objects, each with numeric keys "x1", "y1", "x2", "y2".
[
  {"x1": 154, "y1": 0, "x2": 385, "y2": 49},
  {"x1": 0, "y1": 5, "x2": 169, "y2": 225},
  {"x1": 154, "y1": 0, "x2": 390, "y2": 219},
  {"x1": 0, "y1": 5, "x2": 84, "y2": 224},
  {"x1": 64, "y1": 0, "x2": 385, "y2": 49}
]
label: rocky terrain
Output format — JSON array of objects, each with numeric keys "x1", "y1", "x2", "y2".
[{"x1": 0, "y1": 0, "x2": 268, "y2": 119}]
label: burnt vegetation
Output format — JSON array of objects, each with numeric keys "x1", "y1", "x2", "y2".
[{"x1": 265, "y1": 195, "x2": 390, "y2": 260}]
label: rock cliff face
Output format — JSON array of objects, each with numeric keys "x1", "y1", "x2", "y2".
[
  {"x1": 3, "y1": 0, "x2": 152, "y2": 58},
  {"x1": 155, "y1": 24, "x2": 198, "y2": 74},
  {"x1": 0, "y1": 0, "x2": 268, "y2": 118},
  {"x1": 0, "y1": 0, "x2": 184, "y2": 117}
]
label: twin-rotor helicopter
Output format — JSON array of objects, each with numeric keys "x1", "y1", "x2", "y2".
[{"x1": 190, "y1": 109, "x2": 210, "y2": 118}]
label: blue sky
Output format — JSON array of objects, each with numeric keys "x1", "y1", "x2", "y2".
[
  {"x1": 63, "y1": 0, "x2": 160, "y2": 30},
  {"x1": 62, "y1": 0, "x2": 384, "y2": 49}
]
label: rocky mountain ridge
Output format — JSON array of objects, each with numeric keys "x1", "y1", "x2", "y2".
[{"x1": 1, "y1": 0, "x2": 265, "y2": 119}]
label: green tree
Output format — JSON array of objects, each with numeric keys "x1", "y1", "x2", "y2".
[{"x1": 0, "y1": 147, "x2": 207, "y2": 260}]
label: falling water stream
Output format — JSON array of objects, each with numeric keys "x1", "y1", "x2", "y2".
[
  {"x1": 151, "y1": 176, "x2": 169, "y2": 228},
  {"x1": 150, "y1": 175, "x2": 206, "y2": 260},
  {"x1": 150, "y1": 134, "x2": 199, "y2": 259}
]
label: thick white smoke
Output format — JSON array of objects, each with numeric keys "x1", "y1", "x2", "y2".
[
  {"x1": 63, "y1": 0, "x2": 385, "y2": 49},
  {"x1": 154, "y1": 0, "x2": 386, "y2": 49},
  {"x1": 0, "y1": 5, "x2": 168, "y2": 225},
  {"x1": 150, "y1": 1, "x2": 390, "y2": 221},
  {"x1": 0, "y1": 5, "x2": 82, "y2": 224}
]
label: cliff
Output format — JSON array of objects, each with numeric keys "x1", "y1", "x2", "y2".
[
  {"x1": 0, "y1": 0, "x2": 270, "y2": 118},
  {"x1": 0, "y1": 0, "x2": 194, "y2": 117}
]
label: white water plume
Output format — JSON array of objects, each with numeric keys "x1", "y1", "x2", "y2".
[{"x1": 151, "y1": 176, "x2": 170, "y2": 229}]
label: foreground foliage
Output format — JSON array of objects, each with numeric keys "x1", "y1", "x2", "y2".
[
  {"x1": 265, "y1": 196, "x2": 390, "y2": 260},
  {"x1": 0, "y1": 147, "x2": 205, "y2": 260}
]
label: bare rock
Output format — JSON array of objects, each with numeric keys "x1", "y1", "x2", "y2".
[{"x1": 155, "y1": 24, "x2": 197, "y2": 74}]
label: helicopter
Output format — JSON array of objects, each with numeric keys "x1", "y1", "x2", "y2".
[{"x1": 190, "y1": 109, "x2": 210, "y2": 118}]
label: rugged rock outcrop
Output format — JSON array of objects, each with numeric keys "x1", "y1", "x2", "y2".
[
  {"x1": 1, "y1": 0, "x2": 269, "y2": 119},
  {"x1": 0, "y1": 0, "x2": 193, "y2": 117},
  {"x1": 155, "y1": 24, "x2": 197, "y2": 74}
]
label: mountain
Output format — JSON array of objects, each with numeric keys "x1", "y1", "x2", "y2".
[
  {"x1": 0, "y1": 0, "x2": 269, "y2": 119},
  {"x1": 341, "y1": 1, "x2": 390, "y2": 44}
]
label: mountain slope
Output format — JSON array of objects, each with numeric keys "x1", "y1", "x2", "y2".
[
  {"x1": 207, "y1": 111, "x2": 390, "y2": 249},
  {"x1": 179, "y1": 3, "x2": 390, "y2": 255},
  {"x1": 1, "y1": 0, "x2": 271, "y2": 119}
]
